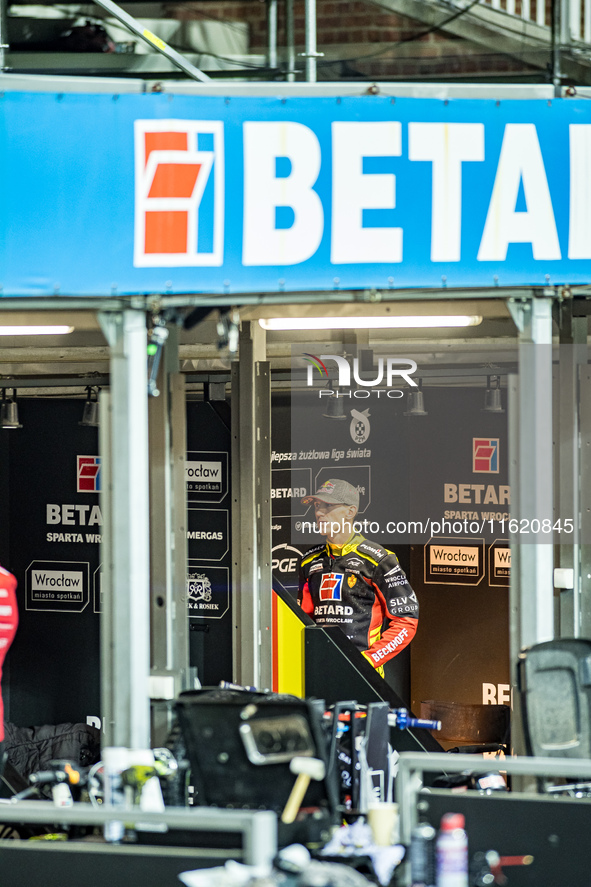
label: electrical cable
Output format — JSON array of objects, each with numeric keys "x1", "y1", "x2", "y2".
[
  {"x1": 20, "y1": 0, "x2": 562, "y2": 77},
  {"x1": 316, "y1": 0, "x2": 508, "y2": 67}
]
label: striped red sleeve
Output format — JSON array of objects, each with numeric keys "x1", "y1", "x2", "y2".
[
  {"x1": 0, "y1": 568, "x2": 18, "y2": 657},
  {"x1": 0, "y1": 567, "x2": 18, "y2": 743},
  {"x1": 363, "y1": 615, "x2": 417, "y2": 667}
]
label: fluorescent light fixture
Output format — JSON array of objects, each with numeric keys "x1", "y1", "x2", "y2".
[
  {"x1": 259, "y1": 315, "x2": 482, "y2": 331},
  {"x1": 0, "y1": 325, "x2": 74, "y2": 336}
]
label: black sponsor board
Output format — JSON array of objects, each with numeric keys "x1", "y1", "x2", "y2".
[
  {"x1": 489, "y1": 539, "x2": 511, "y2": 586},
  {"x1": 282, "y1": 358, "x2": 512, "y2": 712},
  {"x1": 424, "y1": 537, "x2": 485, "y2": 586},
  {"x1": 25, "y1": 559, "x2": 90, "y2": 613},
  {"x1": 271, "y1": 466, "x2": 312, "y2": 518},
  {"x1": 1, "y1": 399, "x2": 101, "y2": 726},
  {"x1": 187, "y1": 565, "x2": 229, "y2": 618},
  {"x1": 186, "y1": 402, "x2": 232, "y2": 685},
  {"x1": 187, "y1": 508, "x2": 229, "y2": 561},
  {"x1": 406, "y1": 385, "x2": 510, "y2": 712},
  {"x1": 271, "y1": 542, "x2": 304, "y2": 592},
  {"x1": 186, "y1": 450, "x2": 228, "y2": 504}
]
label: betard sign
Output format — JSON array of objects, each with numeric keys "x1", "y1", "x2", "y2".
[{"x1": 3, "y1": 92, "x2": 591, "y2": 295}]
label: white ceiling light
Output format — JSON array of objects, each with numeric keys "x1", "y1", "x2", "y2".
[
  {"x1": 259, "y1": 315, "x2": 482, "y2": 331},
  {"x1": 0, "y1": 325, "x2": 74, "y2": 336}
]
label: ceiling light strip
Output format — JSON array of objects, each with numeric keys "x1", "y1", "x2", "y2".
[{"x1": 259, "y1": 316, "x2": 482, "y2": 331}]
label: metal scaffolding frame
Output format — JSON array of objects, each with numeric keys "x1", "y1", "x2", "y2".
[{"x1": 0, "y1": 80, "x2": 588, "y2": 844}]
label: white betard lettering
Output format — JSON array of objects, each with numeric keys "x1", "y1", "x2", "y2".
[
  {"x1": 478, "y1": 124, "x2": 561, "y2": 261},
  {"x1": 314, "y1": 604, "x2": 354, "y2": 616},
  {"x1": 444, "y1": 483, "x2": 510, "y2": 505},
  {"x1": 569, "y1": 124, "x2": 591, "y2": 258},
  {"x1": 331, "y1": 121, "x2": 402, "y2": 264},
  {"x1": 46, "y1": 504, "x2": 103, "y2": 526},
  {"x1": 242, "y1": 122, "x2": 323, "y2": 265},
  {"x1": 408, "y1": 122, "x2": 485, "y2": 261}
]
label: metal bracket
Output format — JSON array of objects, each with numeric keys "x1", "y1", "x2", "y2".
[
  {"x1": 507, "y1": 289, "x2": 560, "y2": 335},
  {"x1": 507, "y1": 297, "x2": 532, "y2": 334},
  {"x1": 98, "y1": 310, "x2": 122, "y2": 349}
]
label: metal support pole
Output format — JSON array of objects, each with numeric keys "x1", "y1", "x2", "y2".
[
  {"x1": 556, "y1": 309, "x2": 586, "y2": 638},
  {"x1": 99, "y1": 309, "x2": 151, "y2": 749},
  {"x1": 231, "y1": 322, "x2": 272, "y2": 689},
  {"x1": 507, "y1": 295, "x2": 554, "y2": 757},
  {"x1": 257, "y1": 362, "x2": 273, "y2": 691},
  {"x1": 0, "y1": 0, "x2": 7, "y2": 72},
  {"x1": 285, "y1": 0, "x2": 296, "y2": 81},
  {"x1": 552, "y1": 0, "x2": 562, "y2": 95},
  {"x1": 148, "y1": 325, "x2": 190, "y2": 744},
  {"x1": 267, "y1": 0, "x2": 278, "y2": 71},
  {"x1": 580, "y1": 358, "x2": 591, "y2": 637},
  {"x1": 304, "y1": 0, "x2": 319, "y2": 82}
]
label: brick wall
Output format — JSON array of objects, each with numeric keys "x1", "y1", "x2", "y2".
[{"x1": 169, "y1": 0, "x2": 539, "y2": 79}]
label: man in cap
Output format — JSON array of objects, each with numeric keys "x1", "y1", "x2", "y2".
[{"x1": 297, "y1": 479, "x2": 418, "y2": 675}]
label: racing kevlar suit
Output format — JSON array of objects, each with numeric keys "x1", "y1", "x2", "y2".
[{"x1": 297, "y1": 534, "x2": 418, "y2": 669}]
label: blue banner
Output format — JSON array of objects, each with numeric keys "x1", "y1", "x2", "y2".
[{"x1": 2, "y1": 91, "x2": 591, "y2": 296}]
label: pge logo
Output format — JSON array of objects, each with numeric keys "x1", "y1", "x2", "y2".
[
  {"x1": 319, "y1": 572, "x2": 344, "y2": 601},
  {"x1": 134, "y1": 120, "x2": 224, "y2": 267},
  {"x1": 473, "y1": 438, "x2": 499, "y2": 474},
  {"x1": 272, "y1": 544, "x2": 302, "y2": 578},
  {"x1": 77, "y1": 456, "x2": 101, "y2": 493}
]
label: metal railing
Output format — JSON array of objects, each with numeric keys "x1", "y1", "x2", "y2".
[
  {"x1": 482, "y1": 0, "x2": 590, "y2": 46},
  {"x1": 396, "y1": 751, "x2": 591, "y2": 847}
]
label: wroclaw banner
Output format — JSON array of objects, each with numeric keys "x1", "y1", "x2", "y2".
[{"x1": 3, "y1": 91, "x2": 591, "y2": 295}]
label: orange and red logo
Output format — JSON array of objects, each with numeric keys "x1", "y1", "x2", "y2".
[{"x1": 134, "y1": 120, "x2": 224, "y2": 267}]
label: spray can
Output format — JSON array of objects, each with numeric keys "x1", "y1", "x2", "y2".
[
  {"x1": 410, "y1": 821, "x2": 437, "y2": 887},
  {"x1": 436, "y1": 813, "x2": 468, "y2": 887}
]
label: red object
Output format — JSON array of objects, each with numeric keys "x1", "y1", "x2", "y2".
[
  {"x1": 440, "y1": 813, "x2": 466, "y2": 831},
  {"x1": 0, "y1": 567, "x2": 18, "y2": 743}
]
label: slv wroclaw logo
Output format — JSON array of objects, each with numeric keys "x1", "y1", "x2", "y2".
[{"x1": 303, "y1": 353, "x2": 417, "y2": 403}]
